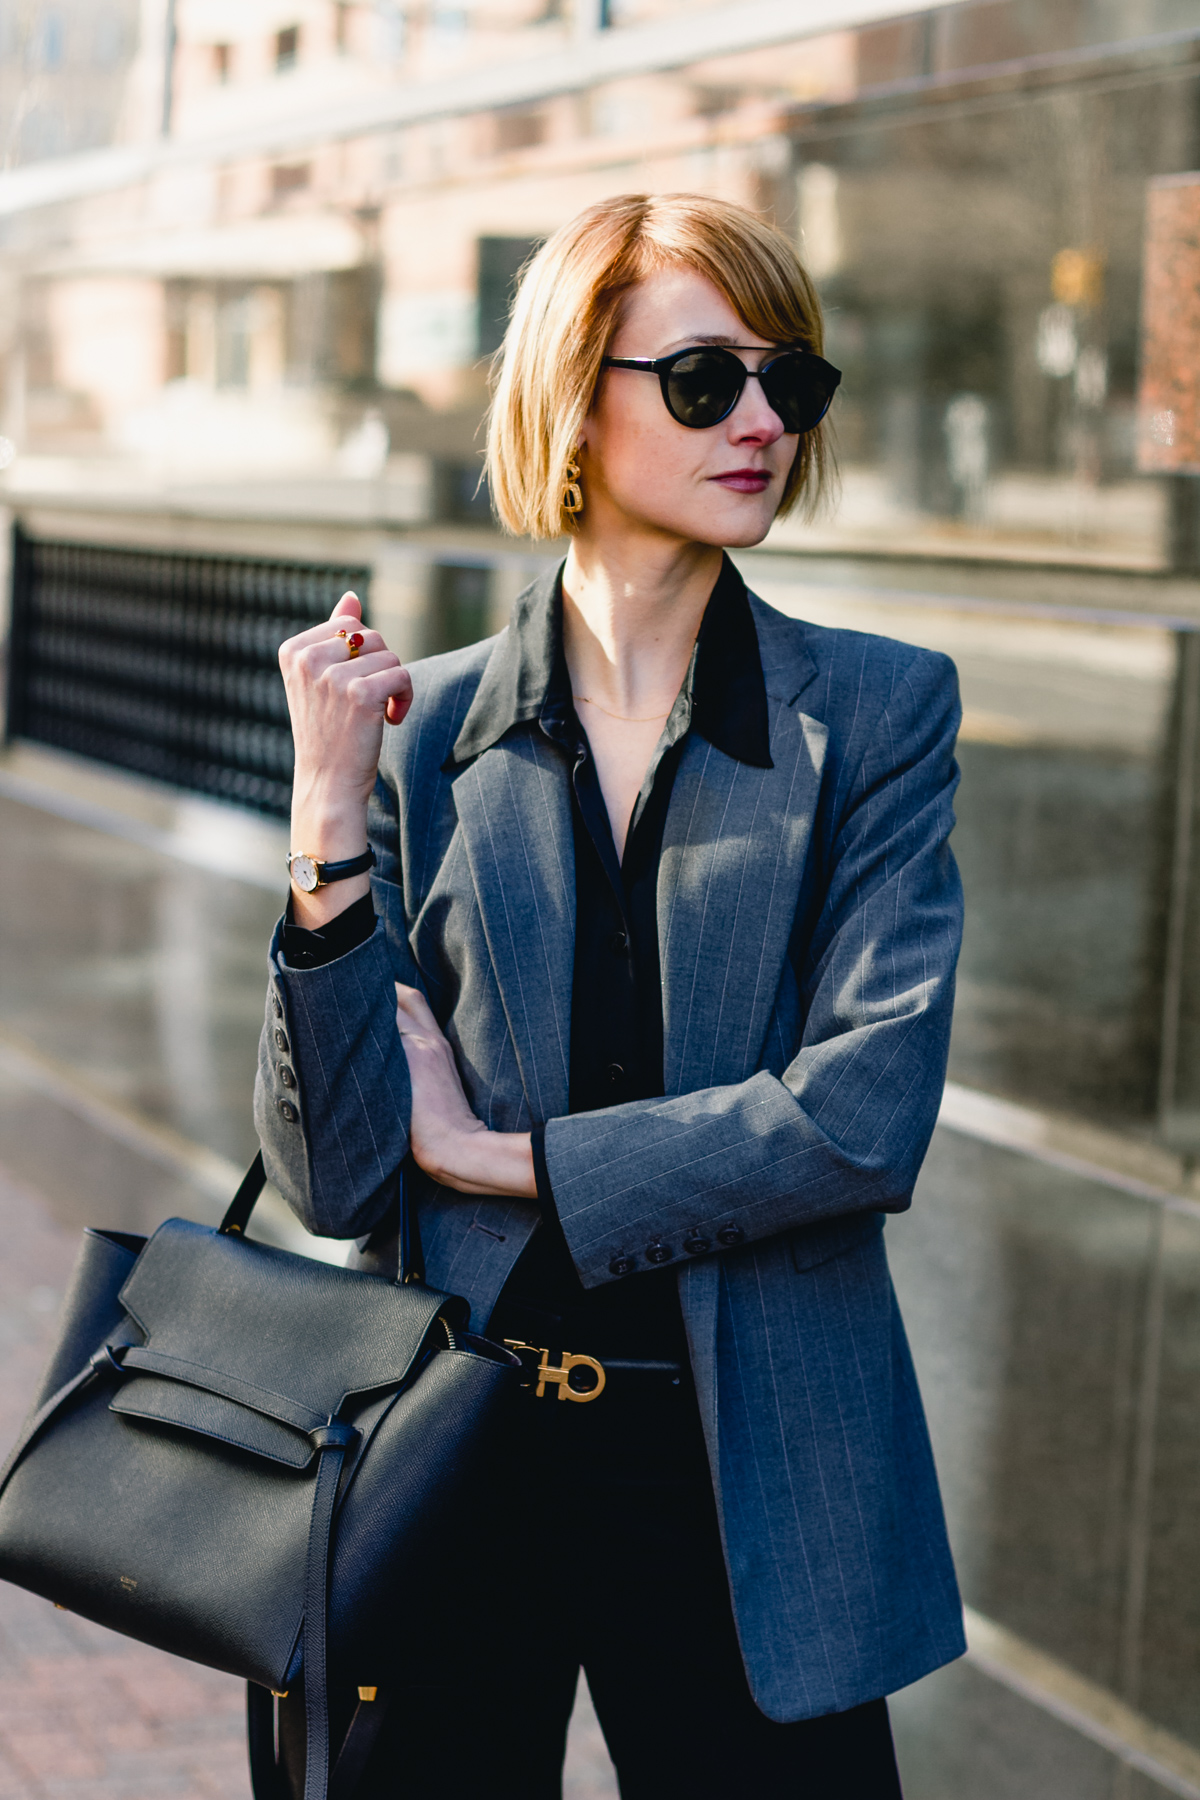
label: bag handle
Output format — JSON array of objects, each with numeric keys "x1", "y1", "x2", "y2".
[{"x1": 220, "y1": 1155, "x2": 423, "y2": 1286}]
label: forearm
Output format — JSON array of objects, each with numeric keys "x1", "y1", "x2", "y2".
[
  {"x1": 420, "y1": 1124, "x2": 537, "y2": 1199},
  {"x1": 545, "y1": 969, "x2": 955, "y2": 1288}
]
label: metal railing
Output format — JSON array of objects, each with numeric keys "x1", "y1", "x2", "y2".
[{"x1": 5, "y1": 528, "x2": 370, "y2": 818}]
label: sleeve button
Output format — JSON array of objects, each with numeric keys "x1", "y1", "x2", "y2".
[
  {"x1": 683, "y1": 1233, "x2": 711, "y2": 1255},
  {"x1": 716, "y1": 1223, "x2": 745, "y2": 1247},
  {"x1": 272, "y1": 995, "x2": 284, "y2": 1019},
  {"x1": 645, "y1": 1240, "x2": 674, "y2": 1264},
  {"x1": 277, "y1": 1099, "x2": 299, "y2": 1123},
  {"x1": 274, "y1": 1028, "x2": 289, "y2": 1054},
  {"x1": 609, "y1": 1254, "x2": 636, "y2": 1277},
  {"x1": 279, "y1": 1065, "x2": 296, "y2": 1090}
]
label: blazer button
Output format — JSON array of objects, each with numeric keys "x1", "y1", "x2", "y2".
[
  {"x1": 645, "y1": 1240, "x2": 674, "y2": 1264},
  {"x1": 279, "y1": 1065, "x2": 297, "y2": 1090},
  {"x1": 609, "y1": 1254, "x2": 636, "y2": 1277},
  {"x1": 683, "y1": 1233, "x2": 711, "y2": 1255},
  {"x1": 610, "y1": 929, "x2": 629, "y2": 953},
  {"x1": 716, "y1": 1222, "x2": 745, "y2": 1247},
  {"x1": 274, "y1": 1028, "x2": 290, "y2": 1054},
  {"x1": 277, "y1": 1099, "x2": 299, "y2": 1123}
]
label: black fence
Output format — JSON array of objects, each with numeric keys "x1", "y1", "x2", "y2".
[{"x1": 5, "y1": 529, "x2": 370, "y2": 819}]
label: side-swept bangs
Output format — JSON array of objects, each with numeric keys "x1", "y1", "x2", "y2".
[{"x1": 486, "y1": 192, "x2": 833, "y2": 541}]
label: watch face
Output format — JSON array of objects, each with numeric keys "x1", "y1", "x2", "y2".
[{"x1": 290, "y1": 854, "x2": 319, "y2": 893}]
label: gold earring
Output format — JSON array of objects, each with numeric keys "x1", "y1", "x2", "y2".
[{"x1": 562, "y1": 456, "x2": 583, "y2": 517}]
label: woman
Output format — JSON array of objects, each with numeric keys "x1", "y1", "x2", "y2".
[{"x1": 258, "y1": 193, "x2": 965, "y2": 1798}]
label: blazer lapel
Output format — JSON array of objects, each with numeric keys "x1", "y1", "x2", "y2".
[
  {"x1": 659, "y1": 693, "x2": 828, "y2": 1096},
  {"x1": 451, "y1": 728, "x2": 574, "y2": 1124}
]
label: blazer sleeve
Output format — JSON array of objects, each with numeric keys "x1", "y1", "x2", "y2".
[
  {"x1": 543, "y1": 647, "x2": 963, "y2": 1288},
  {"x1": 253, "y1": 773, "x2": 416, "y2": 1239}
]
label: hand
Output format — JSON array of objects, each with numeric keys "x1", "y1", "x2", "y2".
[
  {"x1": 281, "y1": 592, "x2": 413, "y2": 923},
  {"x1": 281, "y1": 591, "x2": 412, "y2": 813},
  {"x1": 396, "y1": 986, "x2": 536, "y2": 1198}
]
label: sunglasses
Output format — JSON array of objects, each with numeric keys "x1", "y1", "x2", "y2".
[{"x1": 600, "y1": 345, "x2": 841, "y2": 434}]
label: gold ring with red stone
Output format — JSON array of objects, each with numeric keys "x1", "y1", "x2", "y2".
[{"x1": 336, "y1": 628, "x2": 366, "y2": 660}]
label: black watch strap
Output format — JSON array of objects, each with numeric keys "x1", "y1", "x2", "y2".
[{"x1": 288, "y1": 847, "x2": 376, "y2": 891}]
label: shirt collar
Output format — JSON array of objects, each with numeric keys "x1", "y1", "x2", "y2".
[{"x1": 450, "y1": 552, "x2": 772, "y2": 770}]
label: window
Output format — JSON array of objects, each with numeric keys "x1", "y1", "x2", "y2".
[
  {"x1": 213, "y1": 42, "x2": 231, "y2": 82},
  {"x1": 275, "y1": 25, "x2": 299, "y2": 71},
  {"x1": 335, "y1": 2, "x2": 351, "y2": 51},
  {"x1": 495, "y1": 108, "x2": 546, "y2": 154},
  {"x1": 430, "y1": 564, "x2": 491, "y2": 655},
  {"x1": 271, "y1": 163, "x2": 311, "y2": 201},
  {"x1": 476, "y1": 236, "x2": 544, "y2": 357},
  {"x1": 216, "y1": 291, "x2": 252, "y2": 388}
]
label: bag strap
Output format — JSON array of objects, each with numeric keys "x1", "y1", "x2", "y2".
[
  {"x1": 221, "y1": 1155, "x2": 423, "y2": 1288},
  {"x1": 247, "y1": 1423, "x2": 387, "y2": 1800},
  {"x1": 219, "y1": 1153, "x2": 268, "y2": 1237},
  {"x1": 0, "y1": 1346, "x2": 121, "y2": 1501},
  {"x1": 299, "y1": 1423, "x2": 356, "y2": 1800}
]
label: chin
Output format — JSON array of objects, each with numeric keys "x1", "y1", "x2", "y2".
[
  {"x1": 693, "y1": 498, "x2": 778, "y2": 550},
  {"x1": 718, "y1": 516, "x2": 777, "y2": 549}
]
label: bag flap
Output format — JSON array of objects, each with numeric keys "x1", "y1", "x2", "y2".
[
  {"x1": 118, "y1": 1220, "x2": 460, "y2": 1418},
  {"x1": 111, "y1": 1376, "x2": 316, "y2": 1469}
]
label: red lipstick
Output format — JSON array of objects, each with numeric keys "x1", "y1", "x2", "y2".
[{"x1": 711, "y1": 468, "x2": 771, "y2": 493}]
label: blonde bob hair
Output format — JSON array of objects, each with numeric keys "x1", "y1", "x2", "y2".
[{"x1": 486, "y1": 192, "x2": 832, "y2": 541}]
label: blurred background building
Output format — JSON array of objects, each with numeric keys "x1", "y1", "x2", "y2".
[{"x1": 3, "y1": 1, "x2": 1200, "y2": 1795}]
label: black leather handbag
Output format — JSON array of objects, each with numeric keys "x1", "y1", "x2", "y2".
[{"x1": 0, "y1": 1154, "x2": 518, "y2": 1800}]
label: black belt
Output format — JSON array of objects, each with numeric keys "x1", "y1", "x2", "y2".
[{"x1": 502, "y1": 1341, "x2": 683, "y2": 1403}]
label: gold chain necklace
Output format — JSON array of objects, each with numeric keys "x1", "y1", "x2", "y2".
[{"x1": 573, "y1": 694, "x2": 674, "y2": 723}]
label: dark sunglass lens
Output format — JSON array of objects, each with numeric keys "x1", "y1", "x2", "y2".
[
  {"x1": 665, "y1": 351, "x2": 745, "y2": 428},
  {"x1": 761, "y1": 355, "x2": 839, "y2": 433}
]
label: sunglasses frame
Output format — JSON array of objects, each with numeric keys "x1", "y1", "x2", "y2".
[{"x1": 600, "y1": 345, "x2": 842, "y2": 433}]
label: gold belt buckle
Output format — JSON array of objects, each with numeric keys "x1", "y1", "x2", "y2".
[{"x1": 503, "y1": 1341, "x2": 607, "y2": 1403}]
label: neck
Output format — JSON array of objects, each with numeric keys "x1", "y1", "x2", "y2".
[{"x1": 561, "y1": 531, "x2": 722, "y2": 717}]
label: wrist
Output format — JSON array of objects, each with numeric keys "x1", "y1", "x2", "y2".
[
  {"x1": 434, "y1": 1125, "x2": 536, "y2": 1199},
  {"x1": 289, "y1": 804, "x2": 370, "y2": 864}
]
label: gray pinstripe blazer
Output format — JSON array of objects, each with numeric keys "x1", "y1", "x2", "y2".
[{"x1": 255, "y1": 577, "x2": 967, "y2": 1720}]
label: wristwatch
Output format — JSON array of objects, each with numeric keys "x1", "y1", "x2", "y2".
[{"x1": 286, "y1": 847, "x2": 376, "y2": 893}]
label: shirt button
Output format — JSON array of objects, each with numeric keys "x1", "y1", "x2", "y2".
[
  {"x1": 684, "y1": 1233, "x2": 711, "y2": 1256},
  {"x1": 277, "y1": 1099, "x2": 299, "y2": 1123},
  {"x1": 279, "y1": 1065, "x2": 296, "y2": 1090},
  {"x1": 716, "y1": 1222, "x2": 745, "y2": 1247},
  {"x1": 645, "y1": 1240, "x2": 674, "y2": 1264},
  {"x1": 274, "y1": 1028, "x2": 289, "y2": 1054},
  {"x1": 606, "y1": 1062, "x2": 625, "y2": 1085},
  {"x1": 610, "y1": 929, "x2": 629, "y2": 953},
  {"x1": 609, "y1": 1254, "x2": 636, "y2": 1277}
]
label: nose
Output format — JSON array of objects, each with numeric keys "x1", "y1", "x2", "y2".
[{"x1": 727, "y1": 371, "x2": 787, "y2": 446}]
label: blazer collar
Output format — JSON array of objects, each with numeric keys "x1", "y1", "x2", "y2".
[{"x1": 449, "y1": 554, "x2": 772, "y2": 771}]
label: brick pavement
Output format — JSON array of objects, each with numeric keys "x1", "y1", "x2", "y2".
[{"x1": 0, "y1": 1160, "x2": 617, "y2": 1800}]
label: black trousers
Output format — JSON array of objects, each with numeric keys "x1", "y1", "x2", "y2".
[{"x1": 287, "y1": 1364, "x2": 904, "y2": 1800}]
